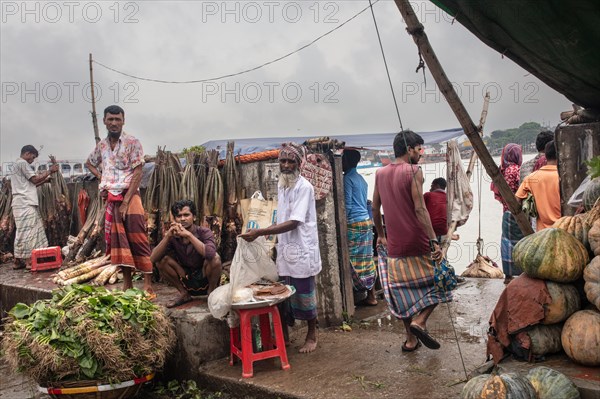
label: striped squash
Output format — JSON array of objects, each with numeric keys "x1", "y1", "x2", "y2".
[
  {"x1": 553, "y1": 214, "x2": 589, "y2": 249},
  {"x1": 542, "y1": 282, "x2": 581, "y2": 324},
  {"x1": 526, "y1": 366, "x2": 580, "y2": 399},
  {"x1": 513, "y1": 228, "x2": 588, "y2": 283},
  {"x1": 461, "y1": 373, "x2": 536, "y2": 399}
]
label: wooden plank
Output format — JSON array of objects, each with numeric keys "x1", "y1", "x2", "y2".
[
  {"x1": 331, "y1": 154, "x2": 355, "y2": 319},
  {"x1": 394, "y1": 0, "x2": 534, "y2": 236}
]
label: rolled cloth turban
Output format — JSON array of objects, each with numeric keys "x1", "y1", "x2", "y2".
[{"x1": 278, "y1": 142, "x2": 305, "y2": 165}]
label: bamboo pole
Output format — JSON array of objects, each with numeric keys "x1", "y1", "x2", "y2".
[
  {"x1": 466, "y1": 92, "x2": 490, "y2": 178},
  {"x1": 89, "y1": 53, "x2": 100, "y2": 144},
  {"x1": 393, "y1": 0, "x2": 534, "y2": 236}
]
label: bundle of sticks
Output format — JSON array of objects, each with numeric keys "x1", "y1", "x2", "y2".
[
  {"x1": 203, "y1": 149, "x2": 224, "y2": 248},
  {"x1": 144, "y1": 147, "x2": 182, "y2": 245},
  {"x1": 53, "y1": 255, "x2": 120, "y2": 286},
  {"x1": 0, "y1": 179, "x2": 15, "y2": 254},
  {"x1": 63, "y1": 193, "x2": 104, "y2": 265},
  {"x1": 220, "y1": 141, "x2": 242, "y2": 262},
  {"x1": 37, "y1": 156, "x2": 71, "y2": 247}
]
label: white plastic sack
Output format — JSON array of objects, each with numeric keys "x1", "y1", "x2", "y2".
[
  {"x1": 208, "y1": 236, "x2": 278, "y2": 319},
  {"x1": 568, "y1": 175, "x2": 590, "y2": 208}
]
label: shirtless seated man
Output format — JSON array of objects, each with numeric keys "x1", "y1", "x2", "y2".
[{"x1": 150, "y1": 199, "x2": 222, "y2": 308}]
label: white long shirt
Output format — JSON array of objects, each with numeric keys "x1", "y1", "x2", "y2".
[{"x1": 276, "y1": 176, "x2": 322, "y2": 278}]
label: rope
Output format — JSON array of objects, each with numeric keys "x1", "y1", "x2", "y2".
[
  {"x1": 444, "y1": 297, "x2": 469, "y2": 381},
  {"x1": 366, "y1": 0, "x2": 468, "y2": 380},
  {"x1": 476, "y1": 157, "x2": 484, "y2": 256},
  {"x1": 93, "y1": 1, "x2": 380, "y2": 84},
  {"x1": 367, "y1": 0, "x2": 404, "y2": 131}
]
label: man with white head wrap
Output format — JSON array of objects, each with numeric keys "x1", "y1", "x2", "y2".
[{"x1": 241, "y1": 142, "x2": 322, "y2": 353}]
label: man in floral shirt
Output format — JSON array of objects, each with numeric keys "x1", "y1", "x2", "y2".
[{"x1": 86, "y1": 105, "x2": 154, "y2": 298}]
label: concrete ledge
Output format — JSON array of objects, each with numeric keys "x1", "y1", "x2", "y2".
[{"x1": 163, "y1": 301, "x2": 230, "y2": 380}]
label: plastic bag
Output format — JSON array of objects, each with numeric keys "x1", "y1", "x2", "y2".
[
  {"x1": 208, "y1": 236, "x2": 278, "y2": 319},
  {"x1": 568, "y1": 175, "x2": 590, "y2": 208}
]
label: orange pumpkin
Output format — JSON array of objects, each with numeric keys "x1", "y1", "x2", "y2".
[
  {"x1": 588, "y1": 218, "x2": 600, "y2": 256},
  {"x1": 561, "y1": 310, "x2": 600, "y2": 366},
  {"x1": 553, "y1": 214, "x2": 589, "y2": 249},
  {"x1": 584, "y1": 256, "x2": 600, "y2": 310}
]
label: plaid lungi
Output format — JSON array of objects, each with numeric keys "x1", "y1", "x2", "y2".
[
  {"x1": 283, "y1": 276, "x2": 318, "y2": 321},
  {"x1": 501, "y1": 211, "x2": 524, "y2": 277},
  {"x1": 347, "y1": 219, "x2": 377, "y2": 291},
  {"x1": 13, "y1": 205, "x2": 48, "y2": 259},
  {"x1": 107, "y1": 193, "x2": 152, "y2": 273},
  {"x1": 377, "y1": 245, "x2": 451, "y2": 319}
]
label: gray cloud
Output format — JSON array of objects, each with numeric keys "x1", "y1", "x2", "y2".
[{"x1": 1, "y1": 1, "x2": 570, "y2": 166}]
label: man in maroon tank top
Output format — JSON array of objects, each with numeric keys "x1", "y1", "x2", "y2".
[{"x1": 372, "y1": 130, "x2": 451, "y2": 352}]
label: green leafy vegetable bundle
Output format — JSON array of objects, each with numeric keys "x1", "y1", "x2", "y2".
[{"x1": 2, "y1": 284, "x2": 175, "y2": 384}]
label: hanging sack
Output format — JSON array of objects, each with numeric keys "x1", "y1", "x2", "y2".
[
  {"x1": 522, "y1": 193, "x2": 538, "y2": 219},
  {"x1": 239, "y1": 191, "x2": 278, "y2": 250},
  {"x1": 434, "y1": 258, "x2": 457, "y2": 292}
]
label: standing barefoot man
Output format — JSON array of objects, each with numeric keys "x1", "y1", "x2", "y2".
[
  {"x1": 240, "y1": 143, "x2": 322, "y2": 354},
  {"x1": 86, "y1": 105, "x2": 155, "y2": 298}
]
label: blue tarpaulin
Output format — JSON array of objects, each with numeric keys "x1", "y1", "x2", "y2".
[{"x1": 201, "y1": 128, "x2": 464, "y2": 157}]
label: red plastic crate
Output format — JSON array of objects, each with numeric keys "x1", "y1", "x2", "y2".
[{"x1": 31, "y1": 246, "x2": 62, "y2": 272}]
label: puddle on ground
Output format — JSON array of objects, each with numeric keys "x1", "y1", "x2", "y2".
[{"x1": 358, "y1": 309, "x2": 485, "y2": 344}]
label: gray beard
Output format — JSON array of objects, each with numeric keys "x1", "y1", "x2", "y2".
[{"x1": 278, "y1": 170, "x2": 300, "y2": 189}]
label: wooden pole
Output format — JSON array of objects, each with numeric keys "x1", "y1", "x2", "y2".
[
  {"x1": 393, "y1": 0, "x2": 534, "y2": 236},
  {"x1": 331, "y1": 154, "x2": 355, "y2": 319},
  {"x1": 466, "y1": 92, "x2": 490, "y2": 178},
  {"x1": 89, "y1": 53, "x2": 100, "y2": 144}
]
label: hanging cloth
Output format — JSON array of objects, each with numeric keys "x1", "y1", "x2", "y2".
[{"x1": 446, "y1": 140, "x2": 473, "y2": 227}]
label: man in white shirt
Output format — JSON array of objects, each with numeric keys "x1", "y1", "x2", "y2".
[
  {"x1": 241, "y1": 143, "x2": 322, "y2": 353},
  {"x1": 10, "y1": 145, "x2": 59, "y2": 269}
]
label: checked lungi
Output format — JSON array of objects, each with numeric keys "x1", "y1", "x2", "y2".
[
  {"x1": 377, "y1": 245, "x2": 451, "y2": 319},
  {"x1": 13, "y1": 205, "x2": 48, "y2": 259},
  {"x1": 106, "y1": 192, "x2": 152, "y2": 274},
  {"x1": 347, "y1": 219, "x2": 377, "y2": 291},
  {"x1": 282, "y1": 276, "x2": 318, "y2": 322},
  {"x1": 501, "y1": 211, "x2": 524, "y2": 278}
]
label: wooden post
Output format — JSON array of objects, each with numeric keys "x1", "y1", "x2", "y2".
[
  {"x1": 466, "y1": 92, "x2": 490, "y2": 178},
  {"x1": 393, "y1": 0, "x2": 534, "y2": 236},
  {"x1": 331, "y1": 154, "x2": 355, "y2": 319},
  {"x1": 89, "y1": 53, "x2": 100, "y2": 144}
]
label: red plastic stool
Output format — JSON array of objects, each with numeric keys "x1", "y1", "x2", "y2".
[
  {"x1": 31, "y1": 246, "x2": 62, "y2": 272},
  {"x1": 229, "y1": 305, "x2": 290, "y2": 378}
]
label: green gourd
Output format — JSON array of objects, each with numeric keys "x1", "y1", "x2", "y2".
[
  {"x1": 513, "y1": 228, "x2": 588, "y2": 283},
  {"x1": 526, "y1": 366, "x2": 580, "y2": 399},
  {"x1": 461, "y1": 372, "x2": 536, "y2": 399}
]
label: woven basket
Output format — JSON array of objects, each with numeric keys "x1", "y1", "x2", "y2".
[{"x1": 40, "y1": 374, "x2": 153, "y2": 399}]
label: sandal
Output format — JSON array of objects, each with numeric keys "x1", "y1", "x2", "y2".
[
  {"x1": 409, "y1": 324, "x2": 440, "y2": 350},
  {"x1": 401, "y1": 340, "x2": 422, "y2": 352},
  {"x1": 145, "y1": 291, "x2": 158, "y2": 301}
]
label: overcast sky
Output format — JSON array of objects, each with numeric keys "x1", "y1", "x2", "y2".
[{"x1": 0, "y1": 0, "x2": 571, "y2": 165}]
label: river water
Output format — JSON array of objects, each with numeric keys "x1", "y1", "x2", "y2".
[{"x1": 358, "y1": 154, "x2": 536, "y2": 275}]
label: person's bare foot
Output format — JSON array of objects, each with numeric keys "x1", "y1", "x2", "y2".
[
  {"x1": 166, "y1": 293, "x2": 192, "y2": 308},
  {"x1": 364, "y1": 289, "x2": 378, "y2": 306},
  {"x1": 298, "y1": 338, "x2": 317, "y2": 353}
]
